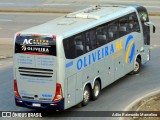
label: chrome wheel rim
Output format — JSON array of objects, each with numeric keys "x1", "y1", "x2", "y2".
[
  {"x1": 94, "y1": 85, "x2": 100, "y2": 97},
  {"x1": 134, "y1": 61, "x2": 139, "y2": 72},
  {"x1": 83, "y1": 90, "x2": 89, "y2": 103}
]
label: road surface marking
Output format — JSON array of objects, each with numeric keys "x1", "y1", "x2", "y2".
[
  {"x1": 0, "y1": 19, "x2": 12, "y2": 22},
  {"x1": 150, "y1": 45, "x2": 160, "y2": 49},
  {"x1": 10, "y1": 28, "x2": 19, "y2": 30},
  {"x1": 0, "y1": 3, "x2": 15, "y2": 5},
  {"x1": 43, "y1": 3, "x2": 70, "y2": 6},
  {"x1": 145, "y1": 6, "x2": 160, "y2": 9},
  {"x1": 153, "y1": 45, "x2": 158, "y2": 47},
  {"x1": 0, "y1": 56, "x2": 6, "y2": 59},
  {"x1": 111, "y1": 0, "x2": 136, "y2": 3},
  {"x1": 99, "y1": 0, "x2": 136, "y2": 3},
  {"x1": 135, "y1": 74, "x2": 140, "y2": 76}
]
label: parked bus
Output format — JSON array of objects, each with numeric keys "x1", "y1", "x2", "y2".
[{"x1": 13, "y1": 5, "x2": 155, "y2": 110}]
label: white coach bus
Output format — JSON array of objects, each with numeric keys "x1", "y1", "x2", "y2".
[{"x1": 13, "y1": 5, "x2": 155, "y2": 110}]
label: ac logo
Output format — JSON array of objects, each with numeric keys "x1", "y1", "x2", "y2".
[
  {"x1": 23, "y1": 39, "x2": 33, "y2": 45},
  {"x1": 22, "y1": 39, "x2": 49, "y2": 45}
]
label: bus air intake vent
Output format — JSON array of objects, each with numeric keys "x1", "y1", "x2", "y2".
[
  {"x1": 18, "y1": 67, "x2": 53, "y2": 78},
  {"x1": 65, "y1": 5, "x2": 121, "y2": 19}
]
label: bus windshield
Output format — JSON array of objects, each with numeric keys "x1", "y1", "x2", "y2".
[{"x1": 15, "y1": 35, "x2": 56, "y2": 56}]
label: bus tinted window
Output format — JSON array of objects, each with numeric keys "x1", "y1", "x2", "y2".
[
  {"x1": 128, "y1": 13, "x2": 140, "y2": 32},
  {"x1": 75, "y1": 35, "x2": 85, "y2": 57},
  {"x1": 85, "y1": 30, "x2": 97, "y2": 52},
  {"x1": 108, "y1": 21, "x2": 119, "y2": 41},
  {"x1": 96, "y1": 26, "x2": 108, "y2": 46},
  {"x1": 119, "y1": 16, "x2": 129, "y2": 37},
  {"x1": 63, "y1": 34, "x2": 85, "y2": 59}
]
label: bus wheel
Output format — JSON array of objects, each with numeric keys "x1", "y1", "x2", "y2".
[
  {"x1": 132, "y1": 58, "x2": 141, "y2": 74},
  {"x1": 91, "y1": 80, "x2": 101, "y2": 101},
  {"x1": 82, "y1": 85, "x2": 90, "y2": 106}
]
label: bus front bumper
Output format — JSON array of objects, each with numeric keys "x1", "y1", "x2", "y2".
[{"x1": 15, "y1": 97, "x2": 64, "y2": 110}]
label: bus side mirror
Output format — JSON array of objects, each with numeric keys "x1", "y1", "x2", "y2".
[
  {"x1": 144, "y1": 22, "x2": 156, "y2": 33},
  {"x1": 153, "y1": 25, "x2": 156, "y2": 33}
]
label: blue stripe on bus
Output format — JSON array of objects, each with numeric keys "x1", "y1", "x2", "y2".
[
  {"x1": 66, "y1": 61, "x2": 73, "y2": 68},
  {"x1": 129, "y1": 43, "x2": 135, "y2": 63},
  {"x1": 125, "y1": 35, "x2": 133, "y2": 50}
]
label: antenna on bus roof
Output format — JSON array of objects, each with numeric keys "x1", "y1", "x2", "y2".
[
  {"x1": 95, "y1": 5, "x2": 101, "y2": 9},
  {"x1": 84, "y1": 5, "x2": 101, "y2": 13}
]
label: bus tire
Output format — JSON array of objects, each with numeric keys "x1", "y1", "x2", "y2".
[
  {"x1": 132, "y1": 58, "x2": 141, "y2": 74},
  {"x1": 82, "y1": 85, "x2": 90, "y2": 106},
  {"x1": 91, "y1": 80, "x2": 101, "y2": 101}
]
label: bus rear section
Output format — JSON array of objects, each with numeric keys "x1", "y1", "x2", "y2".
[{"x1": 13, "y1": 34, "x2": 64, "y2": 110}]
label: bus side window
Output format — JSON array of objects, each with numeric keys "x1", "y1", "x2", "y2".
[
  {"x1": 63, "y1": 34, "x2": 85, "y2": 59},
  {"x1": 108, "y1": 21, "x2": 119, "y2": 41},
  {"x1": 85, "y1": 30, "x2": 97, "y2": 52},
  {"x1": 74, "y1": 35, "x2": 85, "y2": 57},
  {"x1": 63, "y1": 37, "x2": 76, "y2": 59},
  {"x1": 129, "y1": 13, "x2": 140, "y2": 32},
  {"x1": 96, "y1": 26, "x2": 108, "y2": 47},
  {"x1": 119, "y1": 16, "x2": 129, "y2": 37}
]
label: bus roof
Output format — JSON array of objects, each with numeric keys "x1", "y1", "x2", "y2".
[{"x1": 19, "y1": 5, "x2": 139, "y2": 39}]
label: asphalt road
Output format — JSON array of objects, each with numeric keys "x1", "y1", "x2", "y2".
[
  {"x1": 0, "y1": 0, "x2": 160, "y2": 13},
  {"x1": 0, "y1": 12, "x2": 160, "y2": 120}
]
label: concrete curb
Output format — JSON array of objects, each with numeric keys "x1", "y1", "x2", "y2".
[
  {"x1": 0, "y1": 9, "x2": 160, "y2": 16},
  {"x1": 119, "y1": 89, "x2": 160, "y2": 120}
]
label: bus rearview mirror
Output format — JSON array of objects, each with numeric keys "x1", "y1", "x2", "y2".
[
  {"x1": 144, "y1": 22, "x2": 156, "y2": 33},
  {"x1": 153, "y1": 25, "x2": 156, "y2": 33}
]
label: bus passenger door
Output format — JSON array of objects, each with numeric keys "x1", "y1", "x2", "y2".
[
  {"x1": 67, "y1": 75, "x2": 76, "y2": 108},
  {"x1": 114, "y1": 54, "x2": 124, "y2": 81},
  {"x1": 137, "y1": 7, "x2": 150, "y2": 63},
  {"x1": 104, "y1": 56, "x2": 114, "y2": 85},
  {"x1": 67, "y1": 73, "x2": 82, "y2": 108},
  {"x1": 75, "y1": 72, "x2": 83, "y2": 104}
]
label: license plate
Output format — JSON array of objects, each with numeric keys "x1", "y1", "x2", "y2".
[{"x1": 32, "y1": 103, "x2": 41, "y2": 107}]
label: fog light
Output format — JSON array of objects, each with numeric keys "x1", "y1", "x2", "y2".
[
  {"x1": 17, "y1": 100, "x2": 22, "y2": 103},
  {"x1": 50, "y1": 104, "x2": 57, "y2": 106}
]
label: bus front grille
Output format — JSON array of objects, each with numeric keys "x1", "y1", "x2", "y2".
[{"x1": 18, "y1": 67, "x2": 53, "y2": 78}]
